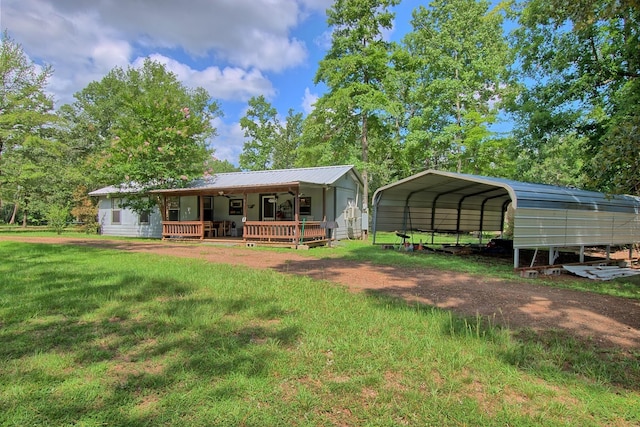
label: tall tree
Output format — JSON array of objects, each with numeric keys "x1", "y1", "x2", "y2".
[
  {"x1": 308, "y1": 0, "x2": 399, "y2": 214},
  {"x1": 403, "y1": 0, "x2": 512, "y2": 174},
  {"x1": 239, "y1": 95, "x2": 302, "y2": 170},
  {"x1": 62, "y1": 59, "x2": 222, "y2": 212},
  {"x1": 0, "y1": 32, "x2": 57, "y2": 224},
  {"x1": 510, "y1": 0, "x2": 639, "y2": 192}
]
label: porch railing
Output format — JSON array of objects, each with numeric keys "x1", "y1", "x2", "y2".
[
  {"x1": 161, "y1": 220, "x2": 328, "y2": 244},
  {"x1": 243, "y1": 221, "x2": 326, "y2": 243},
  {"x1": 162, "y1": 221, "x2": 204, "y2": 240}
]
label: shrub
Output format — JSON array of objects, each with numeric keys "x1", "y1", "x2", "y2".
[{"x1": 46, "y1": 205, "x2": 70, "y2": 235}]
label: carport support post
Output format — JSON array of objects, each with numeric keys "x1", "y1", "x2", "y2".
[
  {"x1": 606, "y1": 245, "x2": 611, "y2": 261},
  {"x1": 580, "y1": 246, "x2": 585, "y2": 263},
  {"x1": 514, "y1": 248, "x2": 519, "y2": 269}
]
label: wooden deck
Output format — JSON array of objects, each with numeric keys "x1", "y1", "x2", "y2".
[{"x1": 162, "y1": 220, "x2": 328, "y2": 246}]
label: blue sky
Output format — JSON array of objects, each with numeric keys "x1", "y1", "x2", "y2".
[{"x1": 2, "y1": 0, "x2": 492, "y2": 166}]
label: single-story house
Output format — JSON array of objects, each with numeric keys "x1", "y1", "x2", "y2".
[
  {"x1": 89, "y1": 165, "x2": 365, "y2": 246},
  {"x1": 371, "y1": 170, "x2": 640, "y2": 268}
]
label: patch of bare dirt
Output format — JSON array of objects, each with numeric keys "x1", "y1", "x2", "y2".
[{"x1": 3, "y1": 235, "x2": 640, "y2": 351}]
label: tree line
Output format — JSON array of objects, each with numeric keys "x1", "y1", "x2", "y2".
[{"x1": 1, "y1": 0, "x2": 638, "y2": 226}]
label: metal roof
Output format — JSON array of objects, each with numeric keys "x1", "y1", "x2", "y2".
[
  {"x1": 180, "y1": 164, "x2": 360, "y2": 192},
  {"x1": 373, "y1": 170, "x2": 640, "y2": 266},
  {"x1": 89, "y1": 184, "x2": 143, "y2": 196},
  {"x1": 373, "y1": 169, "x2": 640, "y2": 214},
  {"x1": 89, "y1": 165, "x2": 361, "y2": 196}
]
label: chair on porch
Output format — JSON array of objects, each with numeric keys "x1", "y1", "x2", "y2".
[
  {"x1": 218, "y1": 220, "x2": 233, "y2": 237},
  {"x1": 204, "y1": 221, "x2": 216, "y2": 237}
]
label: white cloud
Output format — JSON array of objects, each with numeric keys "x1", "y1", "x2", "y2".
[
  {"x1": 135, "y1": 54, "x2": 275, "y2": 101},
  {"x1": 301, "y1": 87, "x2": 318, "y2": 114},
  {"x1": 2, "y1": 0, "x2": 330, "y2": 165},
  {"x1": 2, "y1": 0, "x2": 322, "y2": 107},
  {"x1": 209, "y1": 118, "x2": 247, "y2": 166},
  {"x1": 9, "y1": 0, "x2": 311, "y2": 72},
  {"x1": 314, "y1": 30, "x2": 334, "y2": 51},
  {"x1": 299, "y1": 0, "x2": 334, "y2": 13}
]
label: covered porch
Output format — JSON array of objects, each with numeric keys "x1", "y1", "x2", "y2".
[{"x1": 156, "y1": 182, "x2": 333, "y2": 247}]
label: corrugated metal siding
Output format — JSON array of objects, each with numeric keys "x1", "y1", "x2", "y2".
[
  {"x1": 334, "y1": 185, "x2": 362, "y2": 240},
  {"x1": 513, "y1": 208, "x2": 640, "y2": 248}
]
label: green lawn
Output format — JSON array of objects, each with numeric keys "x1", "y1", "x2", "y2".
[{"x1": 1, "y1": 241, "x2": 638, "y2": 426}]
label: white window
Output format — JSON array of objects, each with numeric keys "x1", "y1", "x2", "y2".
[
  {"x1": 167, "y1": 197, "x2": 180, "y2": 221},
  {"x1": 299, "y1": 197, "x2": 312, "y2": 215},
  {"x1": 111, "y1": 198, "x2": 121, "y2": 224}
]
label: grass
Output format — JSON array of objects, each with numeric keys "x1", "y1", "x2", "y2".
[
  {"x1": 1, "y1": 241, "x2": 639, "y2": 426},
  {"x1": 2, "y1": 227, "x2": 639, "y2": 300}
]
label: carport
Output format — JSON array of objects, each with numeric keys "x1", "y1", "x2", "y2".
[{"x1": 371, "y1": 170, "x2": 640, "y2": 268}]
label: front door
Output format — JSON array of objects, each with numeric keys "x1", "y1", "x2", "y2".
[{"x1": 261, "y1": 195, "x2": 276, "y2": 220}]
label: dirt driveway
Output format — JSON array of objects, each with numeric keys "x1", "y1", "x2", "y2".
[{"x1": 3, "y1": 236, "x2": 640, "y2": 351}]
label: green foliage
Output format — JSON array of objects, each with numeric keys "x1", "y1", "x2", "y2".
[
  {"x1": 45, "y1": 204, "x2": 69, "y2": 234},
  {"x1": 402, "y1": 0, "x2": 513, "y2": 174},
  {"x1": 62, "y1": 59, "x2": 222, "y2": 212},
  {"x1": 308, "y1": 0, "x2": 400, "y2": 209},
  {"x1": 239, "y1": 96, "x2": 303, "y2": 170},
  {"x1": 510, "y1": 0, "x2": 640, "y2": 193},
  {"x1": 0, "y1": 32, "x2": 58, "y2": 223},
  {"x1": 205, "y1": 156, "x2": 241, "y2": 174},
  {"x1": 70, "y1": 186, "x2": 99, "y2": 234}
]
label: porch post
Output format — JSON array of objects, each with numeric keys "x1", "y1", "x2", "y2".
[
  {"x1": 199, "y1": 195, "x2": 205, "y2": 240},
  {"x1": 322, "y1": 187, "x2": 327, "y2": 221},
  {"x1": 295, "y1": 188, "x2": 300, "y2": 247},
  {"x1": 243, "y1": 193, "x2": 248, "y2": 241},
  {"x1": 162, "y1": 195, "x2": 167, "y2": 221}
]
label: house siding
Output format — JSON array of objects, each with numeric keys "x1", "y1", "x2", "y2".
[
  {"x1": 332, "y1": 174, "x2": 364, "y2": 240},
  {"x1": 97, "y1": 197, "x2": 162, "y2": 238}
]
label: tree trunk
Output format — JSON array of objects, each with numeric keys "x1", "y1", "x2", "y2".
[
  {"x1": 361, "y1": 113, "x2": 369, "y2": 240},
  {"x1": 361, "y1": 113, "x2": 369, "y2": 214},
  {"x1": 9, "y1": 203, "x2": 18, "y2": 225}
]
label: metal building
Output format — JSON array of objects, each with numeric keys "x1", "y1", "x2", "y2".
[{"x1": 371, "y1": 170, "x2": 640, "y2": 268}]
